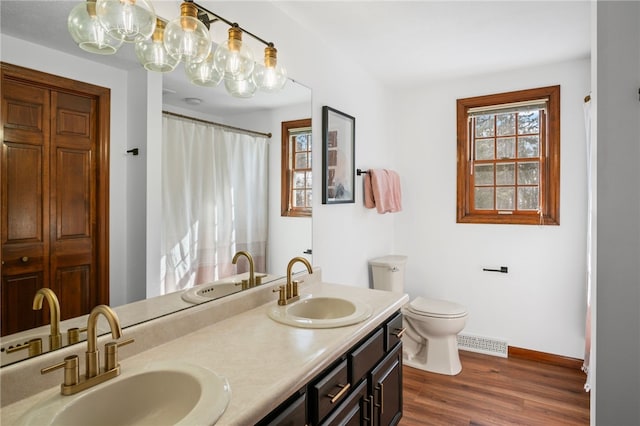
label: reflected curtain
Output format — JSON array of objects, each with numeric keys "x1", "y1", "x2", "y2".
[
  {"x1": 582, "y1": 96, "x2": 593, "y2": 391},
  {"x1": 161, "y1": 114, "x2": 268, "y2": 294}
]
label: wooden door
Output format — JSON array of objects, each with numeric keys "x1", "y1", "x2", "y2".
[{"x1": 1, "y1": 63, "x2": 110, "y2": 336}]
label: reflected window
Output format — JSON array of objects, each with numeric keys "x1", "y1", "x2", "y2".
[
  {"x1": 457, "y1": 86, "x2": 560, "y2": 225},
  {"x1": 282, "y1": 119, "x2": 312, "y2": 217}
]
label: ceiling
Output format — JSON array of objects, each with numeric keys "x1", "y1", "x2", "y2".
[
  {"x1": 273, "y1": 1, "x2": 591, "y2": 87},
  {"x1": 1, "y1": 1, "x2": 591, "y2": 110}
]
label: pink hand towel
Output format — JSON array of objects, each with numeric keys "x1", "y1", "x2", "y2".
[
  {"x1": 364, "y1": 173, "x2": 376, "y2": 209},
  {"x1": 370, "y1": 169, "x2": 402, "y2": 214}
]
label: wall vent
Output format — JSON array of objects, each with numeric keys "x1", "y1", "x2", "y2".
[{"x1": 457, "y1": 333, "x2": 508, "y2": 358}]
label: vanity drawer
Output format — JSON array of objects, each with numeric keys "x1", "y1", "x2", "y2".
[
  {"x1": 385, "y1": 311, "x2": 404, "y2": 351},
  {"x1": 259, "y1": 391, "x2": 307, "y2": 426},
  {"x1": 320, "y1": 379, "x2": 368, "y2": 426},
  {"x1": 349, "y1": 328, "x2": 384, "y2": 385},
  {"x1": 310, "y1": 359, "x2": 350, "y2": 424}
]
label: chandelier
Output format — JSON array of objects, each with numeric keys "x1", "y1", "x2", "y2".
[{"x1": 67, "y1": 0, "x2": 287, "y2": 98}]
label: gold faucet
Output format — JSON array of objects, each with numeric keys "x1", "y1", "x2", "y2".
[
  {"x1": 232, "y1": 250, "x2": 256, "y2": 287},
  {"x1": 85, "y1": 305, "x2": 121, "y2": 378},
  {"x1": 32, "y1": 288, "x2": 62, "y2": 350},
  {"x1": 274, "y1": 257, "x2": 313, "y2": 305},
  {"x1": 41, "y1": 304, "x2": 134, "y2": 396}
]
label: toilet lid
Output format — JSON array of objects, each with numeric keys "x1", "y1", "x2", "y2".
[{"x1": 407, "y1": 296, "x2": 467, "y2": 318}]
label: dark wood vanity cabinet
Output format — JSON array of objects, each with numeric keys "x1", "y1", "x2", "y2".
[{"x1": 259, "y1": 311, "x2": 404, "y2": 426}]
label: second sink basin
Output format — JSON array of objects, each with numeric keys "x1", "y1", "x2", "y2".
[
  {"x1": 18, "y1": 362, "x2": 230, "y2": 426},
  {"x1": 181, "y1": 282, "x2": 242, "y2": 304},
  {"x1": 268, "y1": 296, "x2": 373, "y2": 328}
]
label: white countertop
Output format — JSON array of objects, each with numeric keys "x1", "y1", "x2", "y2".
[{"x1": 0, "y1": 280, "x2": 408, "y2": 425}]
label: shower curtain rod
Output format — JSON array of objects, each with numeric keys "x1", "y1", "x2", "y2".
[{"x1": 162, "y1": 111, "x2": 272, "y2": 139}]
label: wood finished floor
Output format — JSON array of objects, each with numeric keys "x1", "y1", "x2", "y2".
[{"x1": 399, "y1": 350, "x2": 590, "y2": 426}]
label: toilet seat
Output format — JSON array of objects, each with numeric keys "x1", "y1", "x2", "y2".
[{"x1": 406, "y1": 296, "x2": 467, "y2": 319}]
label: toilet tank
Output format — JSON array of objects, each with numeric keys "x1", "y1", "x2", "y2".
[{"x1": 369, "y1": 255, "x2": 407, "y2": 293}]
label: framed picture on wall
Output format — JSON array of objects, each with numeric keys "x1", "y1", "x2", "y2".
[{"x1": 322, "y1": 106, "x2": 355, "y2": 204}]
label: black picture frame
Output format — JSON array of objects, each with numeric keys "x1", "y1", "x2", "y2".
[{"x1": 322, "y1": 106, "x2": 355, "y2": 204}]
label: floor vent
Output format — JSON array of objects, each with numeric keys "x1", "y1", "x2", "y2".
[{"x1": 457, "y1": 334, "x2": 508, "y2": 358}]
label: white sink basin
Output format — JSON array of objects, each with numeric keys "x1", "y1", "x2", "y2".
[
  {"x1": 181, "y1": 282, "x2": 242, "y2": 304},
  {"x1": 18, "y1": 362, "x2": 230, "y2": 426},
  {"x1": 268, "y1": 296, "x2": 373, "y2": 328}
]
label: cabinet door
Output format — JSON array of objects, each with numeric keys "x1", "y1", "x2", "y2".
[{"x1": 370, "y1": 344, "x2": 403, "y2": 426}]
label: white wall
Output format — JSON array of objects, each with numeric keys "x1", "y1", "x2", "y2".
[{"x1": 391, "y1": 58, "x2": 590, "y2": 358}]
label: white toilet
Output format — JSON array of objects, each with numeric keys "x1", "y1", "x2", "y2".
[{"x1": 369, "y1": 255, "x2": 468, "y2": 375}]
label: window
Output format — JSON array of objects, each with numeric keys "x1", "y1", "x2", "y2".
[
  {"x1": 457, "y1": 86, "x2": 560, "y2": 225},
  {"x1": 281, "y1": 119, "x2": 312, "y2": 217}
]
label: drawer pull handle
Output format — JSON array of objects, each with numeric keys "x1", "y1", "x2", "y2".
[
  {"x1": 393, "y1": 327, "x2": 406, "y2": 338},
  {"x1": 376, "y1": 383, "x2": 384, "y2": 414},
  {"x1": 21, "y1": 256, "x2": 29, "y2": 263},
  {"x1": 327, "y1": 382, "x2": 351, "y2": 404},
  {"x1": 363, "y1": 395, "x2": 374, "y2": 423}
]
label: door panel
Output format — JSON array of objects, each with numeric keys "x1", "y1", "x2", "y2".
[
  {"x1": 1, "y1": 274, "x2": 45, "y2": 335},
  {"x1": 1, "y1": 80, "x2": 50, "y2": 336},
  {"x1": 53, "y1": 266, "x2": 92, "y2": 320},
  {"x1": 49, "y1": 91, "x2": 98, "y2": 321}
]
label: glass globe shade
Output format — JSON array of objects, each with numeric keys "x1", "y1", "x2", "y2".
[
  {"x1": 67, "y1": 1, "x2": 123, "y2": 55},
  {"x1": 164, "y1": 15, "x2": 211, "y2": 64},
  {"x1": 95, "y1": 0, "x2": 156, "y2": 43},
  {"x1": 185, "y1": 52, "x2": 223, "y2": 87},
  {"x1": 253, "y1": 62, "x2": 287, "y2": 93},
  {"x1": 135, "y1": 20, "x2": 178, "y2": 72},
  {"x1": 213, "y1": 27, "x2": 254, "y2": 81},
  {"x1": 252, "y1": 45, "x2": 287, "y2": 92},
  {"x1": 224, "y1": 77, "x2": 257, "y2": 98}
]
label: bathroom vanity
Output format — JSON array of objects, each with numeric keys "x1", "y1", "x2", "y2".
[
  {"x1": 0, "y1": 271, "x2": 409, "y2": 425},
  {"x1": 259, "y1": 310, "x2": 404, "y2": 425}
]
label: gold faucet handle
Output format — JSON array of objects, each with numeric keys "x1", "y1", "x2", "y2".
[
  {"x1": 41, "y1": 355, "x2": 80, "y2": 387},
  {"x1": 255, "y1": 274, "x2": 267, "y2": 285},
  {"x1": 273, "y1": 285, "x2": 287, "y2": 305},
  {"x1": 6, "y1": 338, "x2": 43, "y2": 357},
  {"x1": 292, "y1": 279, "x2": 305, "y2": 297},
  {"x1": 104, "y1": 338, "x2": 135, "y2": 372},
  {"x1": 67, "y1": 327, "x2": 88, "y2": 345}
]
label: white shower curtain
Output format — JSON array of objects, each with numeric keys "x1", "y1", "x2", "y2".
[
  {"x1": 582, "y1": 96, "x2": 593, "y2": 391},
  {"x1": 161, "y1": 114, "x2": 269, "y2": 294}
]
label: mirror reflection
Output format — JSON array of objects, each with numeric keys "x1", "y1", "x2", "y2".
[{"x1": 0, "y1": 0, "x2": 312, "y2": 367}]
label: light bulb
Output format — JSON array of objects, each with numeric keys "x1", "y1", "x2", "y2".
[
  {"x1": 224, "y1": 77, "x2": 257, "y2": 98},
  {"x1": 135, "y1": 19, "x2": 178, "y2": 72},
  {"x1": 213, "y1": 26, "x2": 254, "y2": 81},
  {"x1": 185, "y1": 51, "x2": 223, "y2": 87},
  {"x1": 95, "y1": 0, "x2": 156, "y2": 43},
  {"x1": 253, "y1": 45, "x2": 287, "y2": 92},
  {"x1": 68, "y1": 1, "x2": 123, "y2": 54},
  {"x1": 164, "y1": 2, "x2": 211, "y2": 64}
]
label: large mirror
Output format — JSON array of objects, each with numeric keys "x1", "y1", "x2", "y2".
[{"x1": 0, "y1": 1, "x2": 312, "y2": 367}]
